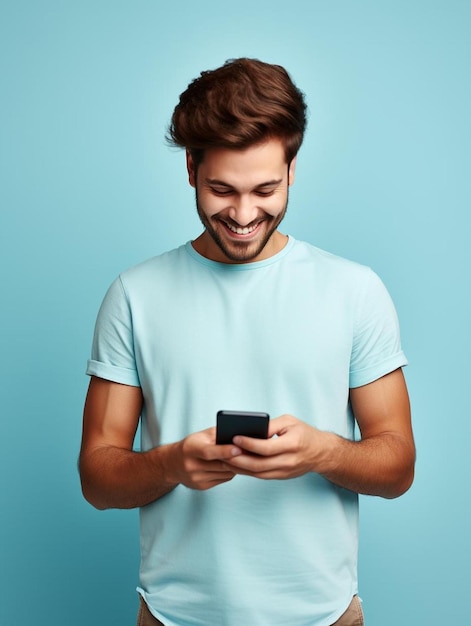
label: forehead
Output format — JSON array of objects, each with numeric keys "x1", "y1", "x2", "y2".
[{"x1": 199, "y1": 139, "x2": 287, "y2": 186}]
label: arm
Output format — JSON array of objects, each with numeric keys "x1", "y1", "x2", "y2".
[
  {"x1": 225, "y1": 368, "x2": 415, "y2": 499},
  {"x1": 323, "y1": 367, "x2": 415, "y2": 497},
  {"x1": 79, "y1": 376, "x2": 240, "y2": 510}
]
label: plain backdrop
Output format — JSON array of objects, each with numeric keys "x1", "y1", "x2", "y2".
[{"x1": 1, "y1": 1, "x2": 470, "y2": 624}]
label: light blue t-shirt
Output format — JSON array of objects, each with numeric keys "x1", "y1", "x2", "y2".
[{"x1": 87, "y1": 237, "x2": 407, "y2": 626}]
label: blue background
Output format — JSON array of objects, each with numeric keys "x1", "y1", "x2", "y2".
[{"x1": 1, "y1": 1, "x2": 470, "y2": 624}]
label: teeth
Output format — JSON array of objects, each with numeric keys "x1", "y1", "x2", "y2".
[{"x1": 226, "y1": 223, "x2": 257, "y2": 235}]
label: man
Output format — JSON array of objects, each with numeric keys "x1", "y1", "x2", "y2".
[{"x1": 80, "y1": 58, "x2": 415, "y2": 626}]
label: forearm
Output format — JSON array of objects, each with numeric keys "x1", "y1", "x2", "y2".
[
  {"x1": 319, "y1": 431, "x2": 415, "y2": 498},
  {"x1": 79, "y1": 443, "x2": 180, "y2": 510}
]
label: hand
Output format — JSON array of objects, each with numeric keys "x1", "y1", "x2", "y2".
[
  {"x1": 224, "y1": 415, "x2": 333, "y2": 480},
  {"x1": 168, "y1": 427, "x2": 243, "y2": 490}
]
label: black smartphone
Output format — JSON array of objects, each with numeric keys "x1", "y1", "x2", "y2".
[{"x1": 216, "y1": 410, "x2": 270, "y2": 445}]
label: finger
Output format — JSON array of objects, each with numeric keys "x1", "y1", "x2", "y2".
[
  {"x1": 190, "y1": 473, "x2": 235, "y2": 490},
  {"x1": 232, "y1": 435, "x2": 282, "y2": 456},
  {"x1": 203, "y1": 444, "x2": 243, "y2": 461},
  {"x1": 225, "y1": 453, "x2": 277, "y2": 473},
  {"x1": 229, "y1": 467, "x2": 285, "y2": 480},
  {"x1": 205, "y1": 470, "x2": 236, "y2": 481},
  {"x1": 267, "y1": 415, "x2": 295, "y2": 437},
  {"x1": 204, "y1": 474, "x2": 236, "y2": 487},
  {"x1": 192, "y1": 467, "x2": 236, "y2": 482}
]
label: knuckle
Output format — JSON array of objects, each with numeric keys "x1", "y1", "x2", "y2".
[
  {"x1": 182, "y1": 457, "x2": 197, "y2": 474},
  {"x1": 282, "y1": 456, "x2": 297, "y2": 471},
  {"x1": 200, "y1": 447, "x2": 212, "y2": 461}
]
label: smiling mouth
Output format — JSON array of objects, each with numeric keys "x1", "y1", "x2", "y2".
[{"x1": 223, "y1": 221, "x2": 261, "y2": 236}]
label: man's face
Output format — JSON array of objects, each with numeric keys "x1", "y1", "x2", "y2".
[{"x1": 187, "y1": 138, "x2": 296, "y2": 263}]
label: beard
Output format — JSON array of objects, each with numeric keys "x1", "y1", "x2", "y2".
[{"x1": 195, "y1": 190, "x2": 289, "y2": 263}]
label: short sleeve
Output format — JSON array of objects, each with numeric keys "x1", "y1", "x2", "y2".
[
  {"x1": 349, "y1": 270, "x2": 407, "y2": 388},
  {"x1": 86, "y1": 276, "x2": 140, "y2": 387}
]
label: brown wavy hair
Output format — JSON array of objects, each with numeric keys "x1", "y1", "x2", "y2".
[{"x1": 167, "y1": 58, "x2": 307, "y2": 167}]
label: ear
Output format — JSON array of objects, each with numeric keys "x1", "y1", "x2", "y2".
[
  {"x1": 186, "y1": 151, "x2": 196, "y2": 187},
  {"x1": 288, "y1": 156, "x2": 297, "y2": 186}
]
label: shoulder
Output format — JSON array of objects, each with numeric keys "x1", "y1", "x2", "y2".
[
  {"x1": 290, "y1": 238, "x2": 375, "y2": 286},
  {"x1": 96, "y1": 244, "x2": 193, "y2": 310},
  {"x1": 122, "y1": 244, "x2": 188, "y2": 278},
  {"x1": 116, "y1": 243, "x2": 192, "y2": 291}
]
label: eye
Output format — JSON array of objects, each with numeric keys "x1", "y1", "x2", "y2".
[
  {"x1": 255, "y1": 189, "x2": 275, "y2": 197},
  {"x1": 210, "y1": 187, "x2": 233, "y2": 197}
]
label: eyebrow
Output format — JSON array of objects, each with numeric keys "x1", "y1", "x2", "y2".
[{"x1": 205, "y1": 178, "x2": 283, "y2": 190}]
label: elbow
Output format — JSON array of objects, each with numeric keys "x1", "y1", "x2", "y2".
[
  {"x1": 384, "y1": 469, "x2": 414, "y2": 499},
  {"x1": 380, "y1": 433, "x2": 416, "y2": 499},
  {"x1": 80, "y1": 475, "x2": 110, "y2": 510},
  {"x1": 78, "y1": 457, "x2": 112, "y2": 511},
  {"x1": 81, "y1": 485, "x2": 110, "y2": 510},
  {"x1": 383, "y1": 452, "x2": 416, "y2": 499}
]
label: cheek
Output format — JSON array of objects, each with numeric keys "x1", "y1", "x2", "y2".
[
  {"x1": 203, "y1": 199, "x2": 227, "y2": 218},
  {"x1": 263, "y1": 194, "x2": 287, "y2": 216},
  {"x1": 197, "y1": 191, "x2": 225, "y2": 216},
  {"x1": 265, "y1": 200, "x2": 282, "y2": 215}
]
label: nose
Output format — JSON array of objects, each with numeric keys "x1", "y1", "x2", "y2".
[{"x1": 228, "y1": 194, "x2": 258, "y2": 226}]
